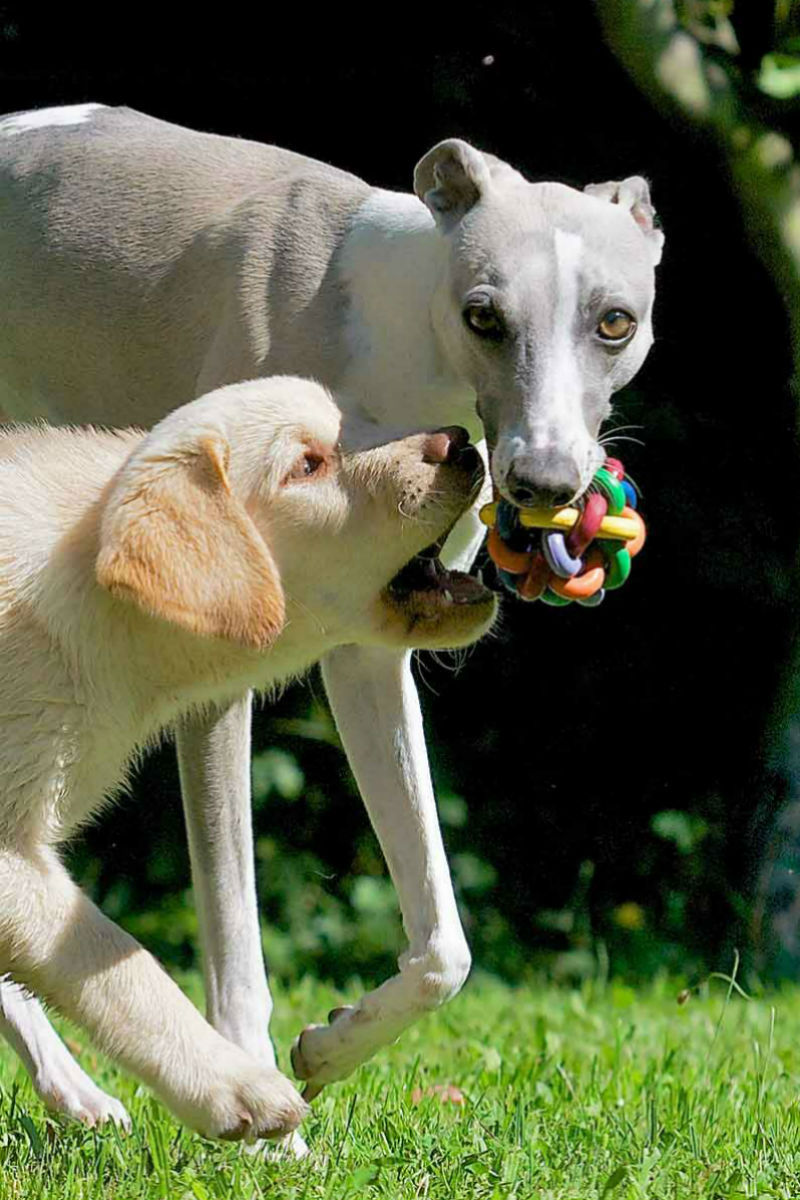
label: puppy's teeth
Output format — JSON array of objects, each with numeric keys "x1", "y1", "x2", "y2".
[
  {"x1": 475, "y1": 569, "x2": 484, "y2": 585},
  {"x1": 442, "y1": 589, "x2": 453, "y2": 603}
]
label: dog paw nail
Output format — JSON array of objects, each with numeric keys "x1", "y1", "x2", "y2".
[
  {"x1": 327, "y1": 1006, "x2": 353, "y2": 1025},
  {"x1": 291, "y1": 1031, "x2": 317, "y2": 1080}
]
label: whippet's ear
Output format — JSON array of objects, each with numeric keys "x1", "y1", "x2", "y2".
[
  {"x1": 414, "y1": 139, "x2": 493, "y2": 229},
  {"x1": 584, "y1": 176, "x2": 664, "y2": 266},
  {"x1": 96, "y1": 432, "x2": 285, "y2": 650}
]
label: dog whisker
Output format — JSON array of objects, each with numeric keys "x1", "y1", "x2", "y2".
[
  {"x1": 599, "y1": 434, "x2": 645, "y2": 448},
  {"x1": 412, "y1": 649, "x2": 440, "y2": 697},
  {"x1": 281, "y1": 588, "x2": 329, "y2": 636}
]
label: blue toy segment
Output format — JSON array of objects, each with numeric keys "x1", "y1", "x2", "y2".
[
  {"x1": 496, "y1": 497, "x2": 541, "y2": 554},
  {"x1": 542, "y1": 531, "x2": 582, "y2": 579},
  {"x1": 496, "y1": 500, "x2": 519, "y2": 541},
  {"x1": 497, "y1": 568, "x2": 522, "y2": 596},
  {"x1": 622, "y1": 479, "x2": 638, "y2": 509},
  {"x1": 576, "y1": 589, "x2": 605, "y2": 608}
]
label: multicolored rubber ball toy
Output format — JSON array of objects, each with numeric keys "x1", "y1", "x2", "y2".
[{"x1": 479, "y1": 457, "x2": 646, "y2": 608}]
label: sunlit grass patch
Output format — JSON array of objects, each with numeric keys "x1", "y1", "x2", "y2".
[{"x1": 1, "y1": 972, "x2": 800, "y2": 1198}]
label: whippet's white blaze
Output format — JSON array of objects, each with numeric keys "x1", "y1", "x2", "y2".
[{"x1": 0, "y1": 105, "x2": 663, "y2": 1148}]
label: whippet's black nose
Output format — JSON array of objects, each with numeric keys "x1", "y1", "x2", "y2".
[
  {"x1": 506, "y1": 462, "x2": 579, "y2": 509},
  {"x1": 421, "y1": 426, "x2": 471, "y2": 465}
]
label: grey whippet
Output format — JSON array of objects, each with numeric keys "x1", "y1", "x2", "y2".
[{"x1": 0, "y1": 103, "x2": 663, "y2": 1146}]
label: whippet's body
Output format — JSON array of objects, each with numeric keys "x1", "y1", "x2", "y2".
[{"x1": 0, "y1": 104, "x2": 663, "y2": 1140}]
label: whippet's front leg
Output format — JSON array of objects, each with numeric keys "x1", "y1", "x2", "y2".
[
  {"x1": 0, "y1": 979, "x2": 131, "y2": 1128},
  {"x1": 291, "y1": 646, "x2": 470, "y2": 1096},
  {"x1": 176, "y1": 696, "x2": 275, "y2": 1066},
  {"x1": 177, "y1": 698, "x2": 311, "y2": 1157}
]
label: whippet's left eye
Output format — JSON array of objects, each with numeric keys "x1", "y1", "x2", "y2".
[
  {"x1": 463, "y1": 304, "x2": 505, "y2": 341},
  {"x1": 597, "y1": 309, "x2": 636, "y2": 342}
]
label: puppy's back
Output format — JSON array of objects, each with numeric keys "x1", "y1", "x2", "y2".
[{"x1": 0, "y1": 424, "x2": 140, "y2": 603}]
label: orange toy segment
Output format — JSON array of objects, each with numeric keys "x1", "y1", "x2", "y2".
[
  {"x1": 550, "y1": 565, "x2": 606, "y2": 600},
  {"x1": 487, "y1": 528, "x2": 533, "y2": 575},
  {"x1": 622, "y1": 506, "x2": 647, "y2": 557}
]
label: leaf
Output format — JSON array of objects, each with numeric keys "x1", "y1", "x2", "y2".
[
  {"x1": 346, "y1": 1165, "x2": 379, "y2": 1187},
  {"x1": 758, "y1": 53, "x2": 800, "y2": 99},
  {"x1": 18, "y1": 1114, "x2": 43, "y2": 1157},
  {"x1": 251, "y1": 748, "x2": 304, "y2": 804},
  {"x1": 601, "y1": 1165, "x2": 629, "y2": 1197},
  {"x1": 651, "y1": 810, "x2": 708, "y2": 854}
]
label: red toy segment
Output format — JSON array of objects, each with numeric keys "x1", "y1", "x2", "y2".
[
  {"x1": 519, "y1": 554, "x2": 550, "y2": 600},
  {"x1": 565, "y1": 493, "x2": 608, "y2": 557}
]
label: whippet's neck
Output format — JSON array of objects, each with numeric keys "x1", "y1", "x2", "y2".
[{"x1": 336, "y1": 189, "x2": 478, "y2": 436}]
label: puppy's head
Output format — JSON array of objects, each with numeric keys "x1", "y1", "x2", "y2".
[{"x1": 96, "y1": 377, "x2": 496, "y2": 654}]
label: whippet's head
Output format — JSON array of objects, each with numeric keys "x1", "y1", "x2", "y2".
[{"x1": 415, "y1": 140, "x2": 664, "y2": 508}]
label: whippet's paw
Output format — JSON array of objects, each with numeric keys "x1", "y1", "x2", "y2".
[
  {"x1": 36, "y1": 1068, "x2": 132, "y2": 1130},
  {"x1": 291, "y1": 1005, "x2": 357, "y2": 1098},
  {"x1": 183, "y1": 1064, "x2": 308, "y2": 1142},
  {"x1": 249, "y1": 1129, "x2": 311, "y2": 1160}
]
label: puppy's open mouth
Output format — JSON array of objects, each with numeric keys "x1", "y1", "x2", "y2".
[{"x1": 386, "y1": 538, "x2": 493, "y2": 609}]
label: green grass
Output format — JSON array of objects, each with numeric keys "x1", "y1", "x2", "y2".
[{"x1": 1, "y1": 971, "x2": 800, "y2": 1198}]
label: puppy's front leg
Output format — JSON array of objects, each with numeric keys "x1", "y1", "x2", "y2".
[
  {"x1": 0, "y1": 979, "x2": 131, "y2": 1127},
  {"x1": 0, "y1": 846, "x2": 307, "y2": 1141},
  {"x1": 292, "y1": 646, "x2": 470, "y2": 1094}
]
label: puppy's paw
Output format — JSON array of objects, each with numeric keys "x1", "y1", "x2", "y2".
[{"x1": 190, "y1": 1064, "x2": 308, "y2": 1143}]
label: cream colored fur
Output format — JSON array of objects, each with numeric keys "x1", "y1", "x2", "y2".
[{"x1": 0, "y1": 377, "x2": 494, "y2": 1140}]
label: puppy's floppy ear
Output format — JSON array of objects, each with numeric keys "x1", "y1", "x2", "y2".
[
  {"x1": 96, "y1": 433, "x2": 284, "y2": 650},
  {"x1": 584, "y1": 176, "x2": 664, "y2": 266}
]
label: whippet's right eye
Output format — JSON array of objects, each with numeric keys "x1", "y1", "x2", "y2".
[
  {"x1": 463, "y1": 304, "x2": 505, "y2": 341},
  {"x1": 597, "y1": 309, "x2": 637, "y2": 343}
]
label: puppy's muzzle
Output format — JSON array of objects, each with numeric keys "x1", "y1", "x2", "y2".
[{"x1": 421, "y1": 426, "x2": 482, "y2": 476}]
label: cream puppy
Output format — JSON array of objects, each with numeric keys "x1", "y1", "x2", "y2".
[{"x1": 0, "y1": 376, "x2": 495, "y2": 1141}]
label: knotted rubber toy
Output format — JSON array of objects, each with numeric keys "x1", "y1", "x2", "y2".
[{"x1": 479, "y1": 457, "x2": 646, "y2": 608}]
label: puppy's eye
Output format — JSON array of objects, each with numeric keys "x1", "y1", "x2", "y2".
[
  {"x1": 285, "y1": 451, "x2": 327, "y2": 483},
  {"x1": 463, "y1": 304, "x2": 505, "y2": 341},
  {"x1": 597, "y1": 309, "x2": 636, "y2": 342}
]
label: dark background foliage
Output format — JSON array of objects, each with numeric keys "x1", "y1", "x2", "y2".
[{"x1": 1, "y1": 2, "x2": 797, "y2": 984}]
